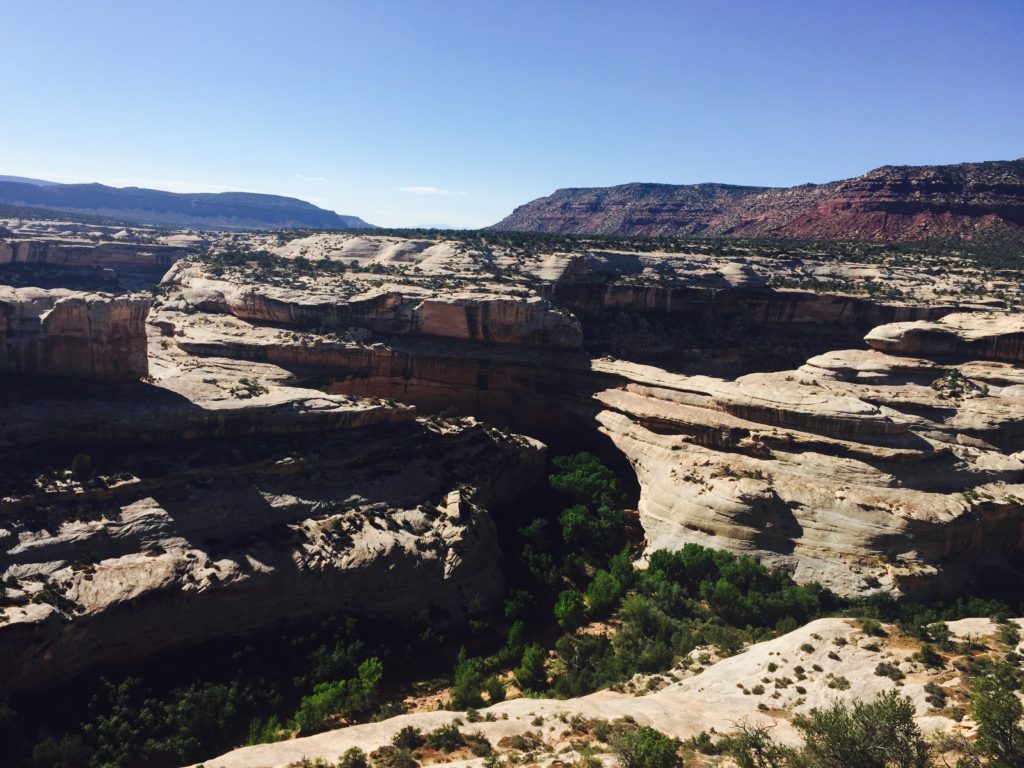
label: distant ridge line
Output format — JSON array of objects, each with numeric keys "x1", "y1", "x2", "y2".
[
  {"x1": 491, "y1": 158, "x2": 1024, "y2": 246},
  {"x1": 0, "y1": 178, "x2": 375, "y2": 231}
]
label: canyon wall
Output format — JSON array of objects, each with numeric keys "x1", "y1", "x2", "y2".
[{"x1": 0, "y1": 286, "x2": 150, "y2": 380}]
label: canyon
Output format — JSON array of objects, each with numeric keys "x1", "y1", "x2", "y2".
[{"x1": 1, "y1": 219, "x2": 1022, "y2": 765}]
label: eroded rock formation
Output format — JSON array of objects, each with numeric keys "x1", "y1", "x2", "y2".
[
  {"x1": 866, "y1": 312, "x2": 1024, "y2": 363},
  {"x1": 145, "y1": 237, "x2": 1024, "y2": 599},
  {"x1": 0, "y1": 338, "x2": 545, "y2": 693},
  {"x1": 589, "y1": 313, "x2": 1024, "y2": 596}
]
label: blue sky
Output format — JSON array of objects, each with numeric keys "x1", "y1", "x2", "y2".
[{"x1": 3, "y1": 0, "x2": 1022, "y2": 228}]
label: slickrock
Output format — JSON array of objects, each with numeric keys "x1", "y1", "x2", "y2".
[
  {"x1": 0, "y1": 285, "x2": 150, "y2": 380},
  {"x1": 166, "y1": 264, "x2": 583, "y2": 348},
  {"x1": 4, "y1": 226, "x2": 1024, "y2": 703},
  {"x1": 144, "y1": 238, "x2": 1024, "y2": 598},
  {"x1": 198, "y1": 616, "x2": 1008, "y2": 768}
]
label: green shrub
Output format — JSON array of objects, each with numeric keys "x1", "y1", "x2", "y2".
[
  {"x1": 391, "y1": 726, "x2": 424, "y2": 750},
  {"x1": 291, "y1": 657, "x2": 383, "y2": 735},
  {"x1": 465, "y1": 732, "x2": 493, "y2": 757},
  {"x1": 861, "y1": 618, "x2": 886, "y2": 637},
  {"x1": 370, "y1": 745, "x2": 419, "y2": 768},
  {"x1": 515, "y1": 644, "x2": 547, "y2": 692},
  {"x1": 795, "y1": 691, "x2": 928, "y2": 768},
  {"x1": 998, "y1": 622, "x2": 1022, "y2": 648},
  {"x1": 340, "y1": 747, "x2": 370, "y2": 768},
  {"x1": 610, "y1": 726, "x2": 683, "y2": 768},
  {"x1": 874, "y1": 661, "x2": 904, "y2": 681},
  {"x1": 424, "y1": 722, "x2": 463, "y2": 752},
  {"x1": 71, "y1": 454, "x2": 93, "y2": 482},
  {"x1": 549, "y1": 453, "x2": 626, "y2": 511},
  {"x1": 971, "y1": 668, "x2": 1024, "y2": 767},
  {"x1": 555, "y1": 590, "x2": 586, "y2": 631},
  {"x1": 915, "y1": 643, "x2": 943, "y2": 669},
  {"x1": 924, "y1": 682, "x2": 947, "y2": 710},
  {"x1": 483, "y1": 676, "x2": 505, "y2": 704},
  {"x1": 587, "y1": 570, "x2": 624, "y2": 617},
  {"x1": 451, "y1": 649, "x2": 485, "y2": 710},
  {"x1": 246, "y1": 715, "x2": 286, "y2": 745}
]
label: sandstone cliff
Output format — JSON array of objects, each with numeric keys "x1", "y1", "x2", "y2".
[
  {"x1": 0, "y1": 286, "x2": 150, "y2": 380},
  {"x1": 146, "y1": 238, "x2": 1024, "y2": 599},
  {"x1": 866, "y1": 312, "x2": 1024, "y2": 363},
  {"x1": 3, "y1": 228, "x2": 1023, "y2": 702}
]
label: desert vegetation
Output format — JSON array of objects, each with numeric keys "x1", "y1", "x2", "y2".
[{"x1": 6, "y1": 451, "x2": 1024, "y2": 767}]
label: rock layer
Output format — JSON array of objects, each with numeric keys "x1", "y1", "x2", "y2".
[
  {"x1": 3, "y1": 229, "x2": 1023, "y2": 698},
  {"x1": 866, "y1": 312, "x2": 1024, "y2": 363}
]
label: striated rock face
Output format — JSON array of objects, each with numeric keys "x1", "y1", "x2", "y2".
[
  {"x1": 492, "y1": 158, "x2": 1024, "y2": 245},
  {"x1": 167, "y1": 264, "x2": 583, "y2": 348},
  {"x1": 0, "y1": 237, "x2": 197, "y2": 291},
  {"x1": 590, "y1": 329, "x2": 1024, "y2": 596},
  {"x1": 142, "y1": 238, "x2": 1024, "y2": 599},
  {"x1": 866, "y1": 312, "x2": 1024, "y2": 363},
  {"x1": 768, "y1": 161, "x2": 1024, "y2": 242},
  {"x1": 0, "y1": 239, "x2": 186, "y2": 270},
  {"x1": 0, "y1": 423, "x2": 542, "y2": 693},
  {"x1": 0, "y1": 286, "x2": 150, "y2": 380}
]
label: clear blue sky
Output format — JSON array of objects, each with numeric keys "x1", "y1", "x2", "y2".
[{"x1": 4, "y1": 0, "x2": 1022, "y2": 228}]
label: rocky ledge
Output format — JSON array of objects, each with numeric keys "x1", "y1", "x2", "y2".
[
  {"x1": 3, "y1": 230, "x2": 1022, "y2": 698},
  {"x1": 198, "y1": 617, "x2": 1023, "y2": 768},
  {"x1": 866, "y1": 312, "x2": 1024, "y2": 363}
]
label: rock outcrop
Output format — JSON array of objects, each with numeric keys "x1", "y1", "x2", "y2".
[
  {"x1": 3, "y1": 228, "x2": 1023, "y2": 700},
  {"x1": 139, "y1": 237, "x2": 1024, "y2": 599},
  {"x1": 0, "y1": 286, "x2": 150, "y2": 380},
  {"x1": 866, "y1": 312, "x2": 1024, "y2": 363},
  {"x1": 166, "y1": 263, "x2": 583, "y2": 348}
]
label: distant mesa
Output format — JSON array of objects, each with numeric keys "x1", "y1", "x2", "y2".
[
  {"x1": 0, "y1": 175, "x2": 59, "y2": 187},
  {"x1": 491, "y1": 158, "x2": 1024, "y2": 246},
  {"x1": 0, "y1": 177, "x2": 375, "y2": 231}
]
